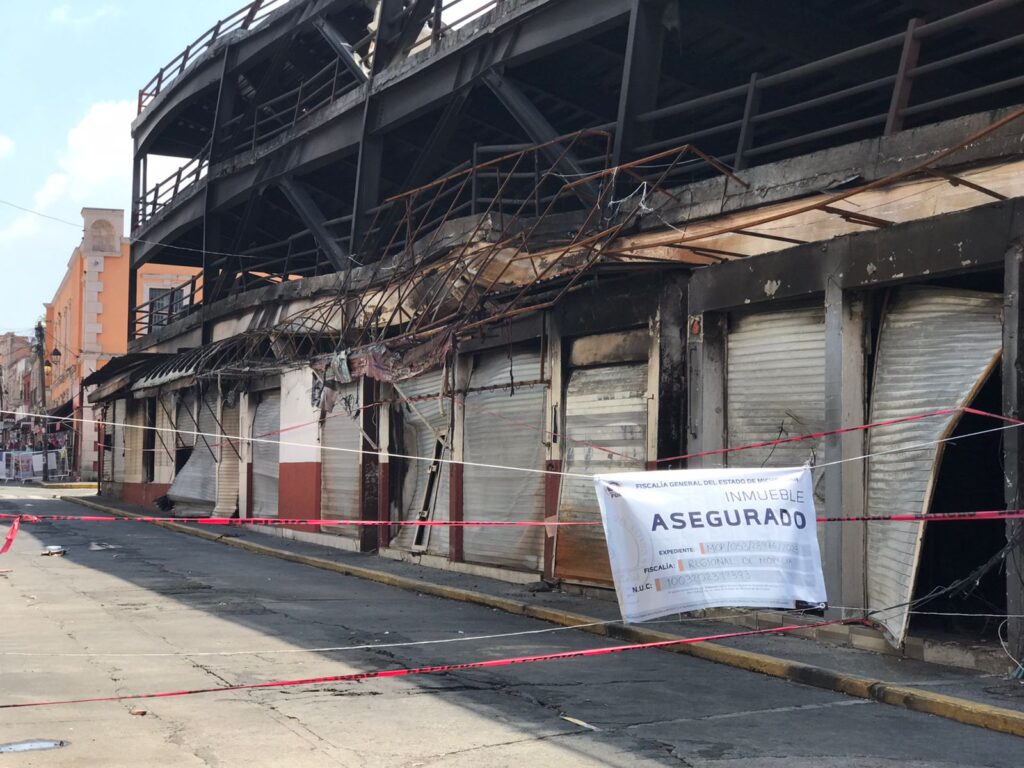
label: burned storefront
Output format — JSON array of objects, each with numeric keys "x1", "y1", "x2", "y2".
[{"x1": 92, "y1": 0, "x2": 1024, "y2": 663}]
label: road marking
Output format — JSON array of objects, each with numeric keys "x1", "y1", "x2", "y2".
[{"x1": 628, "y1": 699, "x2": 872, "y2": 728}]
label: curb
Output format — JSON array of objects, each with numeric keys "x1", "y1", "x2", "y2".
[
  {"x1": 41, "y1": 483, "x2": 98, "y2": 490},
  {"x1": 63, "y1": 496, "x2": 1024, "y2": 739}
]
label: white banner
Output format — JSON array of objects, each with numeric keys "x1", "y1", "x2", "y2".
[{"x1": 594, "y1": 467, "x2": 827, "y2": 623}]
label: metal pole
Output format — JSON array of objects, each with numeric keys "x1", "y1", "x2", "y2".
[{"x1": 34, "y1": 322, "x2": 49, "y2": 483}]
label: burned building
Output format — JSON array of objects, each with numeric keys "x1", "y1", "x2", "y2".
[{"x1": 92, "y1": 0, "x2": 1024, "y2": 661}]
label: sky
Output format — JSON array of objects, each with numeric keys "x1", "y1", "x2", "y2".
[{"x1": 0, "y1": 0, "x2": 247, "y2": 333}]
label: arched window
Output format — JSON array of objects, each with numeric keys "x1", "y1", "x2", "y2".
[{"x1": 89, "y1": 220, "x2": 117, "y2": 252}]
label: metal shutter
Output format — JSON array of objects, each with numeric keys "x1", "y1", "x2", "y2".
[
  {"x1": 214, "y1": 402, "x2": 240, "y2": 515},
  {"x1": 462, "y1": 346, "x2": 546, "y2": 571},
  {"x1": 124, "y1": 400, "x2": 145, "y2": 484},
  {"x1": 110, "y1": 399, "x2": 125, "y2": 483},
  {"x1": 321, "y1": 381, "x2": 362, "y2": 538},
  {"x1": 393, "y1": 369, "x2": 451, "y2": 556},
  {"x1": 154, "y1": 394, "x2": 176, "y2": 484},
  {"x1": 252, "y1": 391, "x2": 281, "y2": 518},
  {"x1": 176, "y1": 390, "x2": 196, "y2": 447},
  {"x1": 727, "y1": 307, "x2": 828, "y2": 569},
  {"x1": 555, "y1": 363, "x2": 648, "y2": 585},
  {"x1": 168, "y1": 393, "x2": 218, "y2": 516},
  {"x1": 865, "y1": 287, "x2": 1001, "y2": 645}
]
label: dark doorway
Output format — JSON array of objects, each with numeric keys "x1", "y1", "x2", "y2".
[{"x1": 911, "y1": 366, "x2": 1006, "y2": 640}]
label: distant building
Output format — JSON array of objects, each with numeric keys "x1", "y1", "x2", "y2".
[
  {"x1": 0, "y1": 332, "x2": 34, "y2": 447},
  {"x1": 43, "y1": 208, "x2": 197, "y2": 478}
]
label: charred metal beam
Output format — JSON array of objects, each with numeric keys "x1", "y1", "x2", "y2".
[
  {"x1": 613, "y1": 0, "x2": 668, "y2": 166},
  {"x1": 313, "y1": 16, "x2": 368, "y2": 83},
  {"x1": 349, "y1": 111, "x2": 384, "y2": 256},
  {"x1": 482, "y1": 69, "x2": 600, "y2": 205},
  {"x1": 134, "y1": 0, "x2": 633, "y2": 264},
  {"x1": 688, "y1": 198, "x2": 1016, "y2": 314},
  {"x1": 1003, "y1": 216, "x2": 1024, "y2": 664},
  {"x1": 280, "y1": 177, "x2": 350, "y2": 272},
  {"x1": 374, "y1": 0, "x2": 434, "y2": 74},
  {"x1": 402, "y1": 85, "x2": 473, "y2": 197}
]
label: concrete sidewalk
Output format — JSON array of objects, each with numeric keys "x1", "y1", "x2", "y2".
[{"x1": 63, "y1": 494, "x2": 1024, "y2": 738}]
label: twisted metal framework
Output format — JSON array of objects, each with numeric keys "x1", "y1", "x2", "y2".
[{"x1": 167, "y1": 133, "x2": 739, "y2": 383}]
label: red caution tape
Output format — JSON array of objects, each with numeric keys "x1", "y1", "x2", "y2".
[
  {"x1": 0, "y1": 618, "x2": 861, "y2": 709},
  {"x1": 0, "y1": 514, "x2": 593, "y2": 527},
  {"x1": 5, "y1": 509, "x2": 1024, "y2": 532},
  {"x1": 0, "y1": 517, "x2": 20, "y2": 555},
  {"x1": 655, "y1": 407, "x2": 966, "y2": 465}
]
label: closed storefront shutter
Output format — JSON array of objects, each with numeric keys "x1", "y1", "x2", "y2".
[
  {"x1": 321, "y1": 381, "x2": 362, "y2": 538},
  {"x1": 168, "y1": 392, "x2": 218, "y2": 516},
  {"x1": 392, "y1": 369, "x2": 451, "y2": 557},
  {"x1": 176, "y1": 391, "x2": 196, "y2": 448},
  {"x1": 555, "y1": 363, "x2": 648, "y2": 585},
  {"x1": 154, "y1": 394, "x2": 176, "y2": 484},
  {"x1": 462, "y1": 346, "x2": 546, "y2": 571},
  {"x1": 111, "y1": 399, "x2": 125, "y2": 483},
  {"x1": 865, "y1": 287, "x2": 1001, "y2": 645},
  {"x1": 215, "y1": 402, "x2": 240, "y2": 515},
  {"x1": 252, "y1": 391, "x2": 281, "y2": 518},
  {"x1": 726, "y1": 307, "x2": 828, "y2": 569}
]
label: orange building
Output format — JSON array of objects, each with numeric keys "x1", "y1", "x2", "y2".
[{"x1": 44, "y1": 208, "x2": 197, "y2": 478}]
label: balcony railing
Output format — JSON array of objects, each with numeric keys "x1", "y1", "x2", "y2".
[
  {"x1": 138, "y1": 0, "x2": 293, "y2": 114},
  {"x1": 217, "y1": 55, "x2": 364, "y2": 157},
  {"x1": 138, "y1": 0, "x2": 505, "y2": 115},
  {"x1": 631, "y1": 0, "x2": 1024, "y2": 171},
  {"x1": 134, "y1": 0, "x2": 509, "y2": 230},
  {"x1": 132, "y1": 273, "x2": 203, "y2": 340},
  {"x1": 134, "y1": 150, "x2": 209, "y2": 229}
]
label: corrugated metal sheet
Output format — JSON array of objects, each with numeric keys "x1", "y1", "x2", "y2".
[
  {"x1": 101, "y1": 400, "x2": 113, "y2": 482},
  {"x1": 154, "y1": 394, "x2": 176, "y2": 484},
  {"x1": 393, "y1": 369, "x2": 451, "y2": 556},
  {"x1": 865, "y1": 287, "x2": 1002, "y2": 645},
  {"x1": 168, "y1": 393, "x2": 218, "y2": 515},
  {"x1": 111, "y1": 399, "x2": 125, "y2": 483},
  {"x1": 462, "y1": 346, "x2": 546, "y2": 571},
  {"x1": 321, "y1": 381, "x2": 362, "y2": 538},
  {"x1": 555, "y1": 363, "x2": 648, "y2": 585},
  {"x1": 727, "y1": 307, "x2": 828, "y2": 568},
  {"x1": 252, "y1": 391, "x2": 280, "y2": 517},
  {"x1": 176, "y1": 390, "x2": 196, "y2": 447},
  {"x1": 125, "y1": 401, "x2": 146, "y2": 484},
  {"x1": 214, "y1": 402, "x2": 240, "y2": 515}
]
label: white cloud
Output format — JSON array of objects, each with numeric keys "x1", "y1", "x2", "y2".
[
  {"x1": 58, "y1": 100, "x2": 135, "y2": 202},
  {"x1": 0, "y1": 135, "x2": 12, "y2": 160},
  {"x1": 34, "y1": 174, "x2": 69, "y2": 210},
  {"x1": 0, "y1": 99, "x2": 134, "y2": 256},
  {"x1": 49, "y1": 3, "x2": 119, "y2": 25}
]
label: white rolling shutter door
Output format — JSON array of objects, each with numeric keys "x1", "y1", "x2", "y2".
[
  {"x1": 727, "y1": 308, "x2": 828, "y2": 569},
  {"x1": 215, "y1": 403, "x2": 240, "y2": 515},
  {"x1": 154, "y1": 394, "x2": 176, "y2": 484},
  {"x1": 252, "y1": 391, "x2": 281, "y2": 518},
  {"x1": 111, "y1": 399, "x2": 125, "y2": 483},
  {"x1": 462, "y1": 347, "x2": 546, "y2": 571},
  {"x1": 865, "y1": 288, "x2": 1001, "y2": 645},
  {"x1": 555, "y1": 364, "x2": 648, "y2": 585},
  {"x1": 393, "y1": 369, "x2": 450, "y2": 556},
  {"x1": 167, "y1": 392, "x2": 218, "y2": 516},
  {"x1": 176, "y1": 391, "x2": 196, "y2": 447},
  {"x1": 321, "y1": 381, "x2": 362, "y2": 538},
  {"x1": 101, "y1": 401, "x2": 113, "y2": 482}
]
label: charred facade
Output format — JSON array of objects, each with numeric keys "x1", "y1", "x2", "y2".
[{"x1": 95, "y1": 0, "x2": 1024, "y2": 664}]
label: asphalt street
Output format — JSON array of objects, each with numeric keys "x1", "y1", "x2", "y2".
[{"x1": 2, "y1": 490, "x2": 1024, "y2": 767}]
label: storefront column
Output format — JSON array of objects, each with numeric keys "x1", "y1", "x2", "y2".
[{"x1": 824, "y1": 281, "x2": 867, "y2": 617}]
